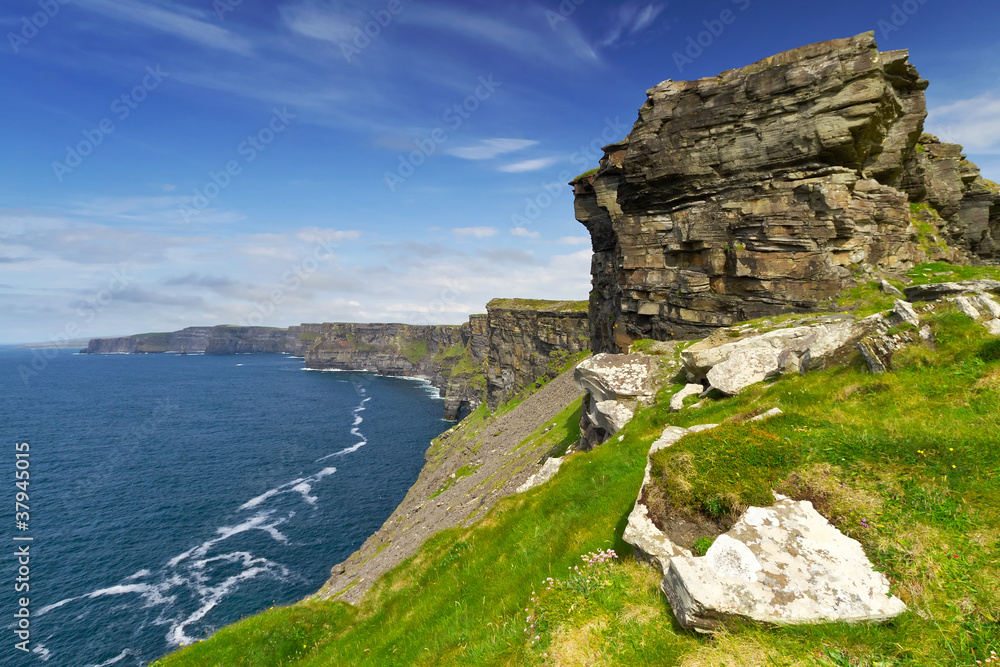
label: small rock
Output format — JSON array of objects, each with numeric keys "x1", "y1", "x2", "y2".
[
  {"x1": 973, "y1": 293, "x2": 1000, "y2": 319},
  {"x1": 986, "y1": 320, "x2": 1000, "y2": 336},
  {"x1": 951, "y1": 296, "x2": 982, "y2": 320},
  {"x1": 670, "y1": 384, "x2": 704, "y2": 412},
  {"x1": 904, "y1": 280, "x2": 1000, "y2": 302},
  {"x1": 891, "y1": 300, "x2": 920, "y2": 327},
  {"x1": 879, "y1": 280, "x2": 904, "y2": 298},
  {"x1": 516, "y1": 457, "x2": 564, "y2": 493},
  {"x1": 748, "y1": 408, "x2": 783, "y2": 422}
]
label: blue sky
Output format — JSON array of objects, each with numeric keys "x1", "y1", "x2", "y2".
[{"x1": 1, "y1": 0, "x2": 998, "y2": 344}]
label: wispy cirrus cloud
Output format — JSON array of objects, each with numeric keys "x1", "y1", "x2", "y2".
[
  {"x1": 278, "y1": 0, "x2": 358, "y2": 43},
  {"x1": 401, "y1": 4, "x2": 599, "y2": 66},
  {"x1": 498, "y1": 157, "x2": 559, "y2": 173},
  {"x1": 75, "y1": 0, "x2": 254, "y2": 56},
  {"x1": 446, "y1": 139, "x2": 538, "y2": 160},
  {"x1": 598, "y1": 2, "x2": 666, "y2": 48}
]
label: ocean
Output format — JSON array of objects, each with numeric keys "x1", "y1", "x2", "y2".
[{"x1": 0, "y1": 349, "x2": 449, "y2": 666}]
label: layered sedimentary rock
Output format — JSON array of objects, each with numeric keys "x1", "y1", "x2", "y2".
[
  {"x1": 286, "y1": 323, "x2": 325, "y2": 357},
  {"x1": 902, "y1": 135, "x2": 1000, "y2": 257},
  {"x1": 485, "y1": 299, "x2": 590, "y2": 409},
  {"x1": 306, "y1": 301, "x2": 588, "y2": 420},
  {"x1": 305, "y1": 322, "x2": 483, "y2": 420},
  {"x1": 84, "y1": 326, "x2": 278, "y2": 354},
  {"x1": 574, "y1": 32, "x2": 1000, "y2": 353},
  {"x1": 204, "y1": 327, "x2": 290, "y2": 354}
]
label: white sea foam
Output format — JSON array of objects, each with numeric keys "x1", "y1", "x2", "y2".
[
  {"x1": 166, "y1": 563, "x2": 283, "y2": 646},
  {"x1": 169, "y1": 512, "x2": 289, "y2": 568},
  {"x1": 32, "y1": 643, "x2": 51, "y2": 661},
  {"x1": 124, "y1": 569, "x2": 151, "y2": 581},
  {"x1": 86, "y1": 649, "x2": 132, "y2": 666},
  {"x1": 317, "y1": 394, "x2": 371, "y2": 461},
  {"x1": 238, "y1": 466, "x2": 338, "y2": 511}
]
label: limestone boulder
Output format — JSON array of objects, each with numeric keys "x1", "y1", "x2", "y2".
[
  {"x1": 663, "y1": 496, "x2": 906, "y2": 633},
  {"x1": 681, "y1": 316, "x2": 875, "y2": 395}
]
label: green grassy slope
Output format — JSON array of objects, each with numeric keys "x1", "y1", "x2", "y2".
[{"x1": 155, "y1": 266, "x2": 1000, "y2": 667}]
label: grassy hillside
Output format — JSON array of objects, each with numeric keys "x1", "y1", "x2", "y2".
[{"x1": 154, "y1": 269, "x2": 1000, "y2": 667}]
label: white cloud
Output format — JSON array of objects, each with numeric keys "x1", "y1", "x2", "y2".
[
  {"x1": 453, "y1": 227, "x2": 498, "y2": 239},
  {"x1": 557, "y1": 236, "x2": 591, "y2": 245},
  {"x1": 511, "y1": 227, "x2": 540, "y2": 239},
  {"x1": 927, "y1": 94, "x2": 1000, "y2": 154},
  {"x1": 401, "y1": 6, "x2": 599, "y2": 67},
  {"x1": 0, "y1": 206, "x2": 593, "y2": 343},
  {"x1": 279, "y1": 1, "x2": 357, "y2": 43},
  {"x1": 69, "y1": 196, "x2": 244, "y2": 227},
  {"x1": 76, "y1": 0, "x2": 254, "y2": 56},
  {"x1": 599, "y1": 2, "x2": 666, "y2": 48},
  {"x1": 499, "y1": 157, "x2": 559, "y2": 173},
  {"x1": 446, "y1": 139, "x2": 538, "y2": 161}
]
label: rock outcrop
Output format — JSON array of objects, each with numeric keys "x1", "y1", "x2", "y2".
[
  {"x1": 574, "y1": 32, "x2": 1000, "y2": 353},
  {"x1": 574, "y1": 353, "x2": 657, "y2": 449},
  {"x1": 485, "y1": 299, "x2": 590, "y2": 409},
  {"x1": 902, "y1": 134, "x2": 1000, "y2": 258}
]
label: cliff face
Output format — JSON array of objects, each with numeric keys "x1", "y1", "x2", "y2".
[
  {"x1": 85, "y1": 326, "x2": 289, "y2": 354},
  {"x1": 902, "y1": 134, "x2": 1000, "y2": 257},
  {"x1": 304, "y1": 302, "x2": 588, "y2": 419},
  {"x1": 285, "y1": 323, "x2": 325, "y2": 357},
  {"x1": 305, "y1": 322, "x2": 487, "y2": 420},
  {"x1": 204, "y1": 327, "x2": 289, "y2": 354},
  {"x1": 485, "y1": 299, "x2": 590, "y2": 409},
  {"x1": 575, "y1": 32, "x2": 1000, "y2": 352}
]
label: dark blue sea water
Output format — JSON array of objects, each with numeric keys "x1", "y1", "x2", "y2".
[{"x1": 0, "y1": 349, "x2": 448, "y2": 666}]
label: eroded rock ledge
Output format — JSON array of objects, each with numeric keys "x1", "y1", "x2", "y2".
[{"x1": 575, "y1": 32, "x2": 1000, "y2": 353}]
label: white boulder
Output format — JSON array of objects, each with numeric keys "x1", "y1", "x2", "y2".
[{"x1": 662, "y1": 497, "x2": 906, "y2": 633}]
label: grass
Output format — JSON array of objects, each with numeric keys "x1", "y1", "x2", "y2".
[
  {"x1": 570, "y1": 167, "x2": 600, "y2": 182},
  {"x1": 429, "y1": 464, "x2": 479, "y2": 499},
  {"x1": 401, "y1": 339, "x2": 429, "y2": 366},
  {"x1": 906, "y1": 261, "x2": 1000, "y2": 286},
  {"x1": 154, "y1": 305, "x2": 1000, "y2": 667},
  {"x1": 487, "y1": 298, "x2": 589, "y2": 313}
]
